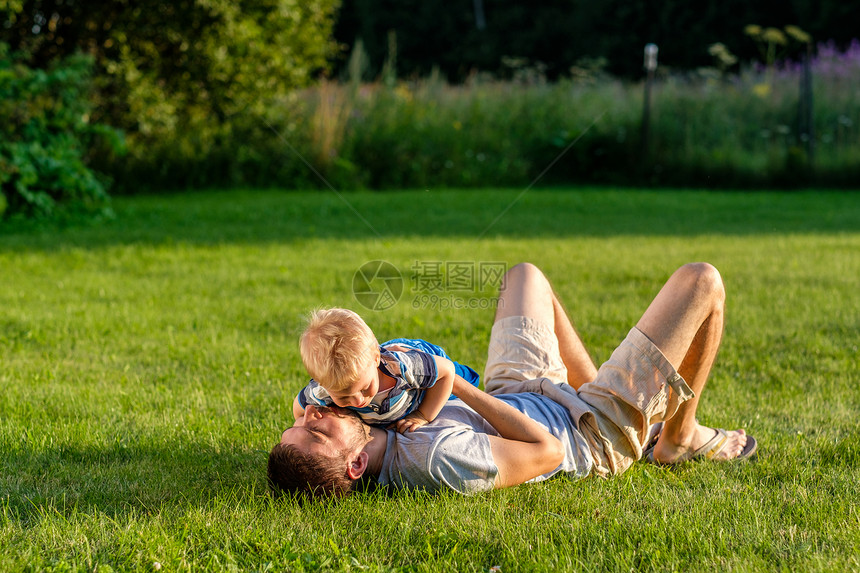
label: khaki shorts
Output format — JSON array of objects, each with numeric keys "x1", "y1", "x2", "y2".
[{"x1": 484, "y1": 316, "x2": 694, "y2": 476}]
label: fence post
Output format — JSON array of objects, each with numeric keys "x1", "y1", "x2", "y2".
[
  {"x1": 799, "y1": 43, "x2": 815, "y2": 167},
  {"x1": 641, "y1": 43, "x2": 659, "y2": 157},
  {"x1": 473, "y1": 0, "x2": 486, "y2": 30}
]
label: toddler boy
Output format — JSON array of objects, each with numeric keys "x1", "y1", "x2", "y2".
[{"x1": 292, "y1": 308, "x2": 479, "y2": 433}]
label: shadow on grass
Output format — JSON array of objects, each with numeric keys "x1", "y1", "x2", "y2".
[
  {"x1": 1, "y1": 188, "x2": 859, "y2": 252},
  {"x1": 1, "y1": 441, "x2": 269, "y2": 524}
]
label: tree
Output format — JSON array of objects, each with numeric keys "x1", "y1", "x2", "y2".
[
  {"x1": 1, "y1": 0, "x2": 340, "y2": 131},
  {"x1": 331, "y1": 0, "x2": 860, "y2": 81},
  {"x1": 1, "y1": 0, "x2": 341, "y2": 192}
]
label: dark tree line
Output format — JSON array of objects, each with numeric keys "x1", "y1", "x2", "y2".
[{"x1": 333, "y1": 0, "x2": 860, "y2": 80}]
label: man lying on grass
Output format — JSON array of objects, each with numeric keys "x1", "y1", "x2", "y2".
[{"x1": 268, "y1": 262, "x2": 757, "y2": 497}]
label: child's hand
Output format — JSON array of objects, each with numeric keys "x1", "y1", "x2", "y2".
[
  {"x1": 383, "y1": 344, "x2": 410, "y2": 353},
  {"x1": 395, "y1": 411, "x2": 429, "y2": 434}
]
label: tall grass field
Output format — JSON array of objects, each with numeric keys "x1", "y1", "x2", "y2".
[
  {"x1": 102, "y1": 40, "x2": 860, "y2": 192},
  {"x1": 1, "y1": 188, "x2": 859, "y2": 571}
]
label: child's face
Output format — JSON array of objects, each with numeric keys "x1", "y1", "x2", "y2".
[{"x1": 327, "y1": 356, "x2": 379, "y2": 409}]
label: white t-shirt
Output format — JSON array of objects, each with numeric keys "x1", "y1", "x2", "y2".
[{"x1": 377, "y1": 393, "x2": 594, "y2": 494}]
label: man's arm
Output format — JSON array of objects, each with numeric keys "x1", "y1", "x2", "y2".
[
  {"x1": 451, "y1": 376, "x2": 564, "y2": 488},
  {"x1": 395, "y1": 356, "x2": 455, "y2": 433}
]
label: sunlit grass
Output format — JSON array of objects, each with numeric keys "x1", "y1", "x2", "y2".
[{"x1": 1, "y1": 188, "x2": 859, "y2": 571}]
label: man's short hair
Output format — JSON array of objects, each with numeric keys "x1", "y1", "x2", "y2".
[
  {"x1": 267, "y1": 442, "x2": 357, "y2": 499},
  {"x1": 299, "y1": 308, "x2": 379, "y2": 390}
]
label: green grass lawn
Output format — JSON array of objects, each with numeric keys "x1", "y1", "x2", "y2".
[{"x1": 1, "y1": 188, "x2": 859, "y2": 572}]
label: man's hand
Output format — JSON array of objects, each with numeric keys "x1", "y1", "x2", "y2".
[{"x1": 393, "y1": 411, "x2": 429, "y2": 434}]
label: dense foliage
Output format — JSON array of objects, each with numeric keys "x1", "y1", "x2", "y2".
[
  {"x1": 2, "y1": 0, "x2": 340, "y2": 130},
  {"x1": 1, "y1": 0, "x2": 340, "y2": 197},
  {"x1": 0, "y1": 44, "x2": 120, "y2": 218}
]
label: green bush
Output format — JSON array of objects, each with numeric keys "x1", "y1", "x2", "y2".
[
  {"x1": 3, "y1": 0, "x2": 339, "y2": 196},
  {"x1": 0, "y1": 44, "x2": 123, "y2": 219}
]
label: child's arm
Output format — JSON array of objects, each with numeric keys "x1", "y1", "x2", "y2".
[
  {"x1": 292, "y1": 394, "x2": 306, "y2": 422},
  {"x1": 395, "y1": 355, "x2": 455, "y2": 433}
]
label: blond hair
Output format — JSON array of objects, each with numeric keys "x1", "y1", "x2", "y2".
[{"x1": 299, "y1": 308, "x2": 379, "y2": 390}]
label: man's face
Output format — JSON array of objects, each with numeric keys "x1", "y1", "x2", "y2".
[{"x1": 280, "y1": 404, "x2": 370, "y2": 459}]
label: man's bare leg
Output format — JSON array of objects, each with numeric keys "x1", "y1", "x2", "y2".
[
  {"x1": 496, "y1": 264, "x2": 598, "y2": 390},
  {"x1": 495, "y1": 263, "x2": 555, "y2": 325},
  {"x1": 552, "y1": 293, "x2": 597, "y2": 389},
  {"x1": 636, "y1": 263, "x2": 748, "y2": 462}
]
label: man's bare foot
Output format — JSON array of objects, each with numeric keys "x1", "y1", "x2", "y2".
[{"x1": 649, "y1": 423, "x2": 755, "y2": 464}]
